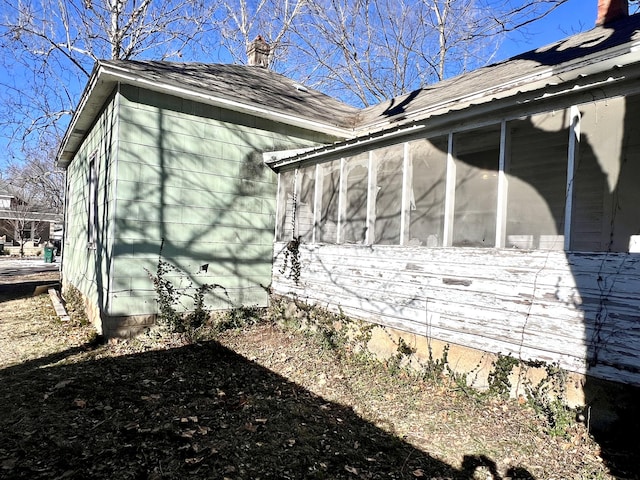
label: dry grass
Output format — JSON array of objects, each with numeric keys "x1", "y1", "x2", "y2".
[{"x1": 0, "y1": 294, "x2": 633, "y2": 479}]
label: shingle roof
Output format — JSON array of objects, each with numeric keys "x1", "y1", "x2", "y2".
[
  {"x1": 103, "y1": 60, "x2": 360, "y2": 130},
  {"x1": 59, "y1": 14, "x2": 640, "y2": 168},
  {"x1": 58, "y1": 60, "x2": 361, "y2": 166}
]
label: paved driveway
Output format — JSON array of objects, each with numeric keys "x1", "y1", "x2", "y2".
[{"x1": 0, "y1": 258, "x2": 60, "y2": 280}]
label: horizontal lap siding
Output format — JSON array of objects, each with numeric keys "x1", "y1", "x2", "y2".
[
  {"x1": 109, "y1": 85, "x2": 336, "y2": 317},
  {"x1": 272, "y1": 243, "x2": 640, "y2": 385}
]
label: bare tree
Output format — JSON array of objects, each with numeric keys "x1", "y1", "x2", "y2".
[
  {"x1": 5, "y1": 143, "x2": 65, "y2": 215},
  {"x1": 0, "y1": 174, "x2": 60, "y2": 256},
  {"x1": 0, "y1": 0, "x2": 585, "y2": 159},
  {"x1": 209, "y1": 0, "x2": 309, "y2": 67},
  {"x1": 280, "y1": 0, "x2": 571, "y2": 106},
  {"x1": 0, "y1": 0, "x2": 216, "y2": 153}
]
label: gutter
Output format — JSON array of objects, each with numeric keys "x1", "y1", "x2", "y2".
[{"x1": 56, "y1": 62, "x2": 103, "y2": 168}]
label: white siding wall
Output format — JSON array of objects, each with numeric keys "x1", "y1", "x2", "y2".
[{"x1": 272, "y1": 243, "x2": 640, "y2": 386}]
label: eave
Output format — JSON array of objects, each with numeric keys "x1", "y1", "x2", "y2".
[
  {"x1": 56, "y1": 62, "x2": 355, "y2": 168},
  {"x1": 267, "y1": 40, "x2": 640, "y2": 171}
]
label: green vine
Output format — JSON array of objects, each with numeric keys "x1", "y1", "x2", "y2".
[
  {"x1": 146, "y1": 238, "x2": 227, "y2": 342},
  {"x1": 488, "y1": 354, "x2": 519, "y2": 397},
  {"x1": 279, "y1": 236, "x2": 302, "y2": 284}
]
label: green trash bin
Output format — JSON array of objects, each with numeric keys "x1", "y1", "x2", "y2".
[{"x1": 44, "y1": 246, "x2": 54, "y2": 263}]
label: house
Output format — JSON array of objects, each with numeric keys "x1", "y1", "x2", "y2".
[
  {"x1": 267, "y1": 2, "x2": 640, "y2": 422},
  {"x1": 59, "y1": 0, "x2": 640, "y2": 419},
  {"x1": 0, "y1": 185, "x2": 62, "y2": 254},
  {"x1": 56, "y1": 45, "x2": 358, "y2": 337}
]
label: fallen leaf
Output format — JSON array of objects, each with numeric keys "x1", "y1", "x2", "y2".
[
  {"x1": 345, "y1": 465, "x2": 359, "y2": 474},
  {"x1": 412, "y1": 469, "x2": 425, "y2": 477},
  {"x1": 54, "y1": 380, "x2": 73, "y2": 390},
  {"x1": 72, "y1": 398, "x2": 87, "y2": 409}
]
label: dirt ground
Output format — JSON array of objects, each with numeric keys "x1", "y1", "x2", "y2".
[{"x1": 0, "y1": 283, "x2": 637, "y2": 479}]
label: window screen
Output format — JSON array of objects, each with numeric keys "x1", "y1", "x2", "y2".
[
  {"x1": 318, "y1": 160, "x2": 340, "y2": 243},
  {"x1": 342, "y1": 154, "x2": 369, "y2": 244},
  {"x1": 506, "y1": 111, "x2": 568, "y2": 250},
  {"x1": 276, "y1": 170, "x2": 295, "y2": 241},
  {"x1": 407, "y1": 137, "x2": 447, "y2": 246},
  {"x1": 373, "y1": 145, "x2": 404, "y2": 245},
  {"x1": 572, "y1": 95, "x2": 640, "y2": 252},
  {"x1": 298, "y1": 166, "x2": 316, "y2": 243},
  {"x1": 453, "y1": 126, "x2": 500, "y2": 247}
]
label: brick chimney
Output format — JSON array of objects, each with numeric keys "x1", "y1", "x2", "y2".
[
  {"x1": 596, "y1": 0, "x2": 628, "y2": 25},
  {"x1": 247, "y1": 35, "x2": 271, "y2": 67}
]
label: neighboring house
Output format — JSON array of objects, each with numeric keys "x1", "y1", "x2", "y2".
[
  {"x1": 0, "y1": 186, "x2": 62, "y2": 251},
  {"x1": 268, "y1": 4, "x2": 640, "y2": 419},
  {"x1": 56, "y1": 48, "x2": 358, "y2": 337}
]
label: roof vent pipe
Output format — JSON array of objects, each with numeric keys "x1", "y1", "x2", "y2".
[
  {"x1": 247, "y1": 35, "x2": 271, "y2": 68},
  {"x1": 596, "y1": 0, "x2": 628, "y2": 26}
]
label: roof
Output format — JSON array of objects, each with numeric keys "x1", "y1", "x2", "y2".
[
  {"x1": 59, "y1": 14, "x2": 640, "y2": 169},
  {"x1": 57, "y1": 61, "x2": 360, "y2": 167},
  {"x1": 268, "y1": 13, "x2": 640, "y2": 169},
  {"x1": 356, "y1": 13, "x2": 640, "y2": 132}
]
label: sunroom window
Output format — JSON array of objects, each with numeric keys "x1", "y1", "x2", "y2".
[
  {"x1": 297, "y1": 166, "x2": 316, "y2": 243},
  {"x1": 407, "y1": 136, "x2": 447, "y2": 246},
  {"x1": 452, "y1": 126, "x2": 500, "y2": 248},
  {"x1": 276, "y1": 170, "x2": 295, "y2": 241},
  {"x1": 342, "y1": 154, "x2": 368, "y2": 244},
  {"x1": 572, "y1": 95, "x2": 640, "y2": 252},
  {"x1": 373, "y1": 145, "x2": 404, "y2": 245},
  {"x1": 506, "y1": 111, "x2": 568, "y2": 250},
  {"x1": 318, "y1": 159, "x2": 340, "y2": 243}
]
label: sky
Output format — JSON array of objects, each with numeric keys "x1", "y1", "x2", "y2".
[
  {"x1": 498, "y1": 0, "x2": 598, "y2": 60},
  {"x1": 0, "y1": 0, "x2": 621, "y2": 170}
]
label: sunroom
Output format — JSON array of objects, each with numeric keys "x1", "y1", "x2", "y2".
[{"x1": 267, "y1": 80, "x2": 640, "y2": 388}]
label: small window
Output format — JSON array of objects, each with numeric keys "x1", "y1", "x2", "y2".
[{"x1": 88, "y1": 154, "x2": 98, "y2": 247}]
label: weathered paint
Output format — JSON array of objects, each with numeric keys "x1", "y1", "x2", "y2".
[{"x1": 271, "y1": 242, "x2": 640, "y2": 386}]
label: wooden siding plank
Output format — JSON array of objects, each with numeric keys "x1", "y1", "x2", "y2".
[{"x1": 272, "y1": 242, "x2": 640, "y2": 386}]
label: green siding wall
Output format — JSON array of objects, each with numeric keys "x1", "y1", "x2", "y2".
[
  {"x1": 62, "y1": 91, "x2": 119, "y2": 330},
  {"x1": 108, "y1": 84, "x2": 336, "y2": 316}
]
